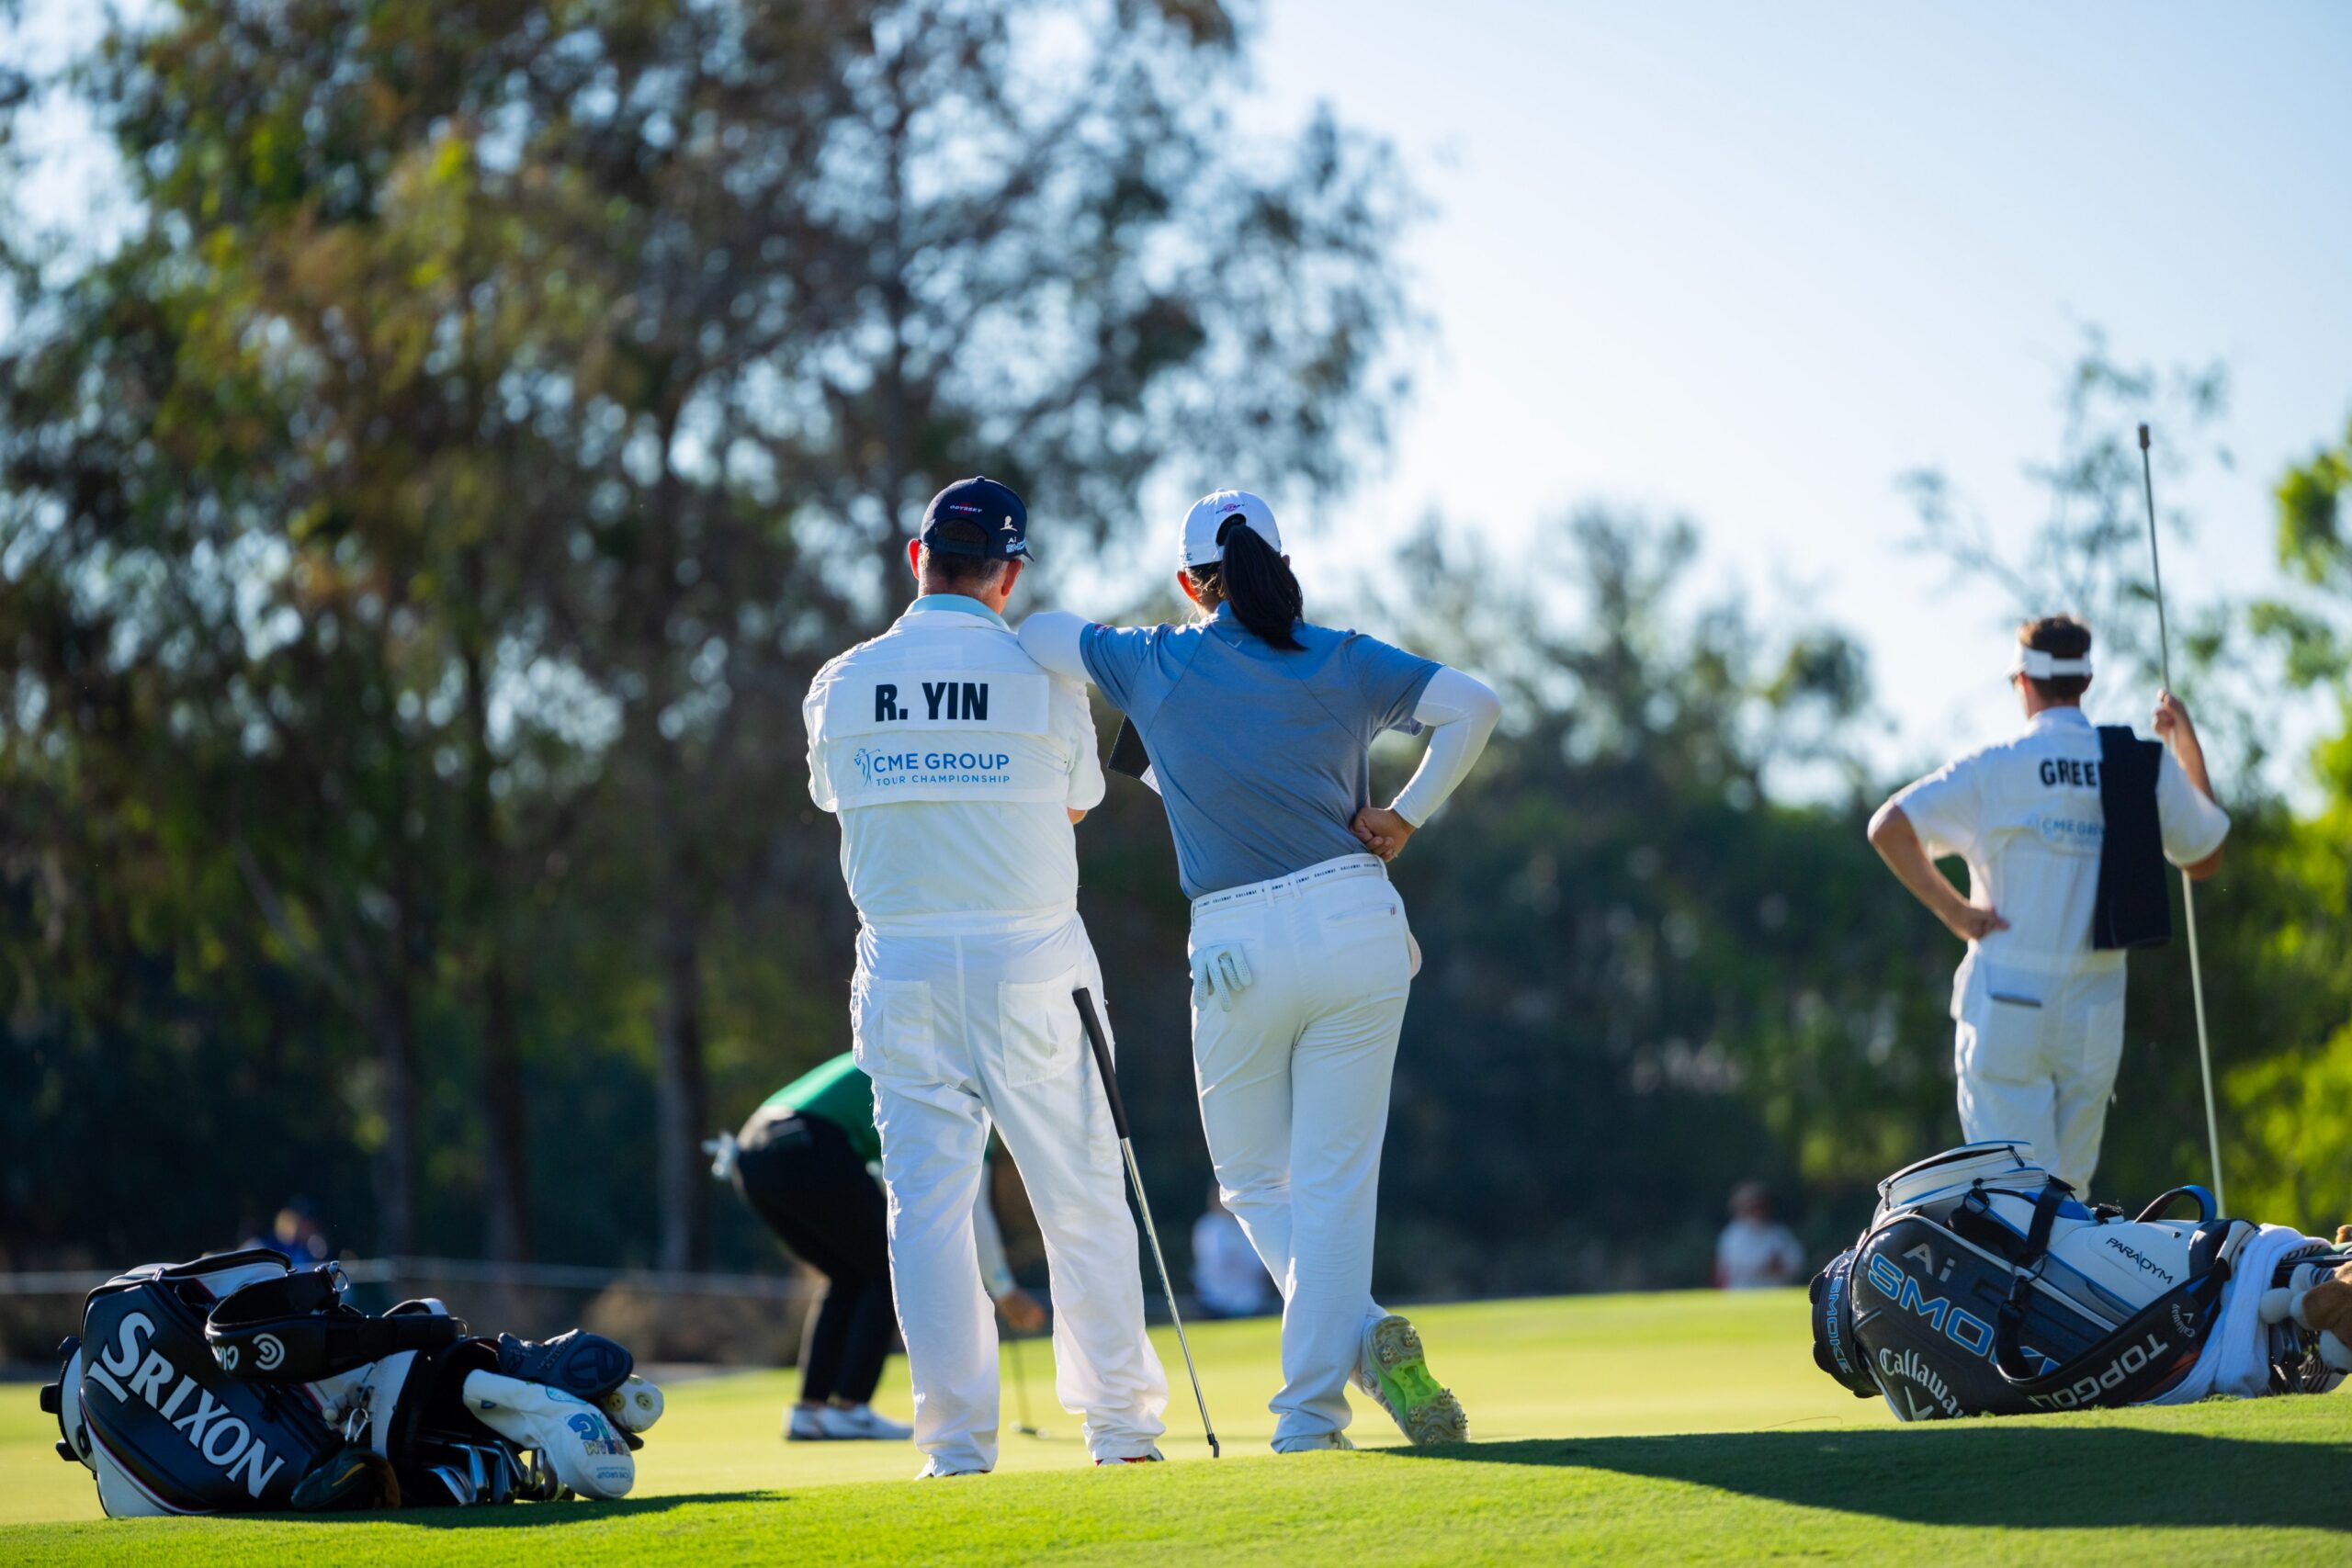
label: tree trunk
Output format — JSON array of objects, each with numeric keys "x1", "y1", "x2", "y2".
[
  {"x1": 373, "y1": 738, "x2": 427, "y2": 1259},
  {"x1": 481, "y1": 958, "x2": 533, "y2": 1261},
  {"x1": 654, "y1": 891, "x2": 709, "y2": 1271},
  {"x1": 461, "y1": 629, "x2": 533, "y2": 1261},
  {"x1": 373, "y1": 955, "x2": 420, "y2": 1258}
]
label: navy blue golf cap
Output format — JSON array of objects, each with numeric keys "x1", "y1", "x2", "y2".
[{"x1": 920, "y1": 477, "x2": 1032, "y2": 561}]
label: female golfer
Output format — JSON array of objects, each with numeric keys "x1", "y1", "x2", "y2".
[{"x1": 1019, "y1": 490, "x2": 1499, "y2": 1452}]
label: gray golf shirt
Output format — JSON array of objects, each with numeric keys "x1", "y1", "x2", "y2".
[{"x1": 1080, "y1": 604, "x2": 1439, "y2": 898}]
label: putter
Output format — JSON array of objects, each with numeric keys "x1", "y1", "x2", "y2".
[
  {"x1": 1073, "y1": 987, "x2": 1220, "y2": 1458},
  {"x1": 1003, "y1": 1320, "x2": 1047, "y2": 1438},
  {"x1": 2139, "y1": 422, "x2": 2227, "y2": 1213}
]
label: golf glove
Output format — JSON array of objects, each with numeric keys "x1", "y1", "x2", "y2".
[
  {"x1": 703, "y1": 1132, "x2": 739, "y2": 1182},
  {"x1": 1191, "y1": 943, "x2": 1254, "y2": 1012}
]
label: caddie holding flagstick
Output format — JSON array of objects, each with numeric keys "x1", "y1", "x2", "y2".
[
  {"x1": 1866, "y1": 616, "x2": 2232, "y2": 1198},
  {"x1": 801, "y1": 478, "x2": 1169, "y2": 1477}
]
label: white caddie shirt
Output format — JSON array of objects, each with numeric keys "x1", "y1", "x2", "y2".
[
  {"x1": 1890, "y1": 706, "x2": 2231, "y2": 1014},
  {"x1": 804, "y1": 595, "x2": 1105, "y2": 919}
]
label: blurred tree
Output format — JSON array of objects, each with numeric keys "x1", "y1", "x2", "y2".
[
  {"x1": 0, "y1": 0, "x2": 1414, "y2": 1269},
  {"x1": 2219, "y1": 419, "x2": 2352, "y2": 1225},
  {"x1": 1898, "y1": 324, "x2": 2231, "y2": 693}
]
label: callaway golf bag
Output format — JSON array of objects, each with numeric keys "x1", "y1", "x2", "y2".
[
  {"x1": 38, "y1": 1250, "x2": 662, "y2": 1517},
  {"x1": 1811, "y1": 1142, "x2": 2350, "y2": 1421}
]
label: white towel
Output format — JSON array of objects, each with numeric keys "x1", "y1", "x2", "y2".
[{"x1": 2152, "y1": 1224, "x2": 2328, "y2": 1404}]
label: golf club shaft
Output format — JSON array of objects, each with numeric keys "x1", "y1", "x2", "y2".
[
  {"x1": 1003, "y1": 1317, "x2": 1040, "y2": 1435},
  {"x1": 1073, "y1": 987, "x2": 1221, "y2": 1458},
  {"x1": 2138, "y1": 423, "x2": 2227, "y2": 1212}
]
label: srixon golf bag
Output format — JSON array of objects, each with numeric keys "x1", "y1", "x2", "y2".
[
  {"x1": 38, "y1": 1250, "x2": 652, "y2": 1516},
  {"x1": 1811, "y1": 1142, "x2": 2247, "y2": 1421}
]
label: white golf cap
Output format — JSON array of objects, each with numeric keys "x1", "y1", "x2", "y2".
[{"x1": 1180, "y1": 490, "x2": 1283, "y2": 569}]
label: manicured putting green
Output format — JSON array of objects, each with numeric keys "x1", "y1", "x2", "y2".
[{"x1": 5, "y1": 1290, "x2": 2346, "y2": 1563}]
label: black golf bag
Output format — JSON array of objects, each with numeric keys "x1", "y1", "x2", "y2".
[
  {"x1": 1811, "y1": 1143, "x2": 2254, "y2": 1420},
  {"x1": 39, "y1": 1251, "x2": 646, "y2": 1516}
]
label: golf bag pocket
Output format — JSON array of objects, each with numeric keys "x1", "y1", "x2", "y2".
[
  {"x1": 998, "y1": 969, "x2": 1084, "y2": 1088},
  {"x1": 854, "y1": 976, "x2": 940, "y2": 1081},
  {"x1": 62, "y1": 1255, "x2": 342, "y2": 1515}
]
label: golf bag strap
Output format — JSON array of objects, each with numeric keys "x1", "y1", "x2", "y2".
[
  {"x1": 208, "y1": 1271, "x2": 467, "y2": 1382},
  {"x1": 1949, "y1": 1191, "x2": 2029, "y2": 1263},
  {"x1": 2135, "y1": 1186, "x2": 2219, "y2": 1224},
  {"x1": 1990, "y1": 1180, "x2": 2075, "y2": 1382},
  {"x1": 1990, "y1": 1258, "x2": 2228, "y2": 1404}
]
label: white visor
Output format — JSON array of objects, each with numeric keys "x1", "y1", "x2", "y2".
[
  {"x1": 2011, "y1": 647, "x2": 2093, "y2": 681},
  {"x1": 1180, "y1": 490, "x2": 1283, "y2": 569}
]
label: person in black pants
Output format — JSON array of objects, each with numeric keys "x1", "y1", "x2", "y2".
[{"x1": 725, "y1": 1054, "x2": 1045, "y2": 1442}]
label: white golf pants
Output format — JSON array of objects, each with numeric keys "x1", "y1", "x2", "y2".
[
  {"x1": 853, "y1": 908, "x2": 1168, "y2": 1472},
  {"x1": 1953, "y1": 959, "x2": 2128, "y2": 1196},
  {"x1": 1188, "y1": 854, "x2": 1411, "y2": 1449}
]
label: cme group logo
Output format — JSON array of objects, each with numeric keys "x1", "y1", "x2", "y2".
[{"x1": 846, "y1": 746, "x2": 1013, "y2": 790}]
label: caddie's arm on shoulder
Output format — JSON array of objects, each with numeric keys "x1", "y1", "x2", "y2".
[
  {"x1": 1060, "y1": 668, "x2": 1105, "y2": 828},
  {"x1": 2152, "y1": 689, "x2": 2227, "y2": 880},
  {"x1": 1017, "y1": 609, "x2": 1170, "y2": 729}
]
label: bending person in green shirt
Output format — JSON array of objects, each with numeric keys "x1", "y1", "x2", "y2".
[{"x1": 719, "y1": 1053, "x2": 1046, "y2": 1442}]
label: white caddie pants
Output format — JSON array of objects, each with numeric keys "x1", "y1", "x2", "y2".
[
  {"x1": 1188, "y1": 854, "x2": 1412, "y2": 1449},
  {"x1": 853, "y1": 908, "x2": 1169, "y2": 1472},
  {"x1": 1953, "y1": 959, "x2": 2128, "y2": 1197}
]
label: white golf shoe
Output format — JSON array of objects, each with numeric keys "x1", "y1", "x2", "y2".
[
  {"x1": 786, "y1": 1403, "x2": 913, "y2": 1441},
  {"x1": 1272, "y1": 1431, "x2": 1356, "y2": 1453},
  {"x1": 1352, "y1": 1313, "x2": 1469, "y2": 1445}
]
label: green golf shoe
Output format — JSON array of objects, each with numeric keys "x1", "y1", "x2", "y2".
[{"x1": 1354, "y1": 1313, "x2": 1468, "y2": 1445}]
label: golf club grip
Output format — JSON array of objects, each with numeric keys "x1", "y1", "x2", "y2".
[{"x1": 1072, "y1": 987, "x2": 1131, "y2": 1140}]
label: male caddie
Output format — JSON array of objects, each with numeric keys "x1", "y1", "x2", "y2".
[
  {"x1": 1867, "y1": 615, "x2": 2231, "y2": 1196},
  {"x1": 802, "y1": 478, "x2": 1169, "y2": 1476}
]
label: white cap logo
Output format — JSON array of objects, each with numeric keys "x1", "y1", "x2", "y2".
[{"x1": 1180, "y1": 489, "x2": 1283, "y2": 568}]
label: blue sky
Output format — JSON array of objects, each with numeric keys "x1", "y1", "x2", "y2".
[
  {"x1": 1240, "y1": 0, "x2": 2352, "y2": 779},
  {"x1": 13, "y1": 1, "x2": 2350, "y2": 784}
]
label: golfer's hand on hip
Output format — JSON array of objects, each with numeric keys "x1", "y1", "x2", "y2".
[
  {"x1": 1351, "y1": 806, "x2": 1416, "y2": 862},
  {"x1": 1940, "y1": 898, "x2": 2010, "y2": 944}
]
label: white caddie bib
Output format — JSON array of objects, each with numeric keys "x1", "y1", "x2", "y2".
[{"x1": 809, "y1": 623, "x2": 1068, "y2": 809}]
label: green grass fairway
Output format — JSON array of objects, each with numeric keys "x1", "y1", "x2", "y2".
[{"x1": 6, "y1": 1291, "x2": 2348, "y2": 1564}]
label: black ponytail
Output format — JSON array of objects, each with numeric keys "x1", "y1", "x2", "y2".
[{"x1": 1196, "y1": 517, "x2": 1305, "y2": 650}]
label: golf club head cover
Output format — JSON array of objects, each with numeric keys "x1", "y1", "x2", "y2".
[
  {"x1": 460, "y1": 1370, "x2": 636, "y2": 1500},
  {"x1": 290, "y1": 1445, "x2": 401, "y2": 1511},
  {"x1": 600, "y1": 1374, "x2": 665, "y2": 1434},
  {"x1": 493, "y1": 1329, "x2": 633, "y2": 1402},
  {"x1": 2289, "y1": 1263, "x2": 2352, "y2": 1371}
]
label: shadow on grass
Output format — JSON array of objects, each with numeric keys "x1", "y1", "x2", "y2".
[
  {"x1": 1377, "y1": 1427, "x2": 2352, "y2": 1532},
  {"x1": 295, "y1": 1492, "x2": 775, "y2": 1530}
]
